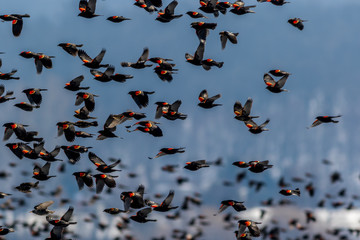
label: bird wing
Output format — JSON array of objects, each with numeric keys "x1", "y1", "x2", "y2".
[
  {"x1": 275, "y1": 74, "x2": 289, "y2": 88},
  {"x1": 194, "y1": 42, "x2": 205, "y2": 61},
  {"x1": 93, "y1": 48, "x2": 106, "y2": 64},
  {"x1": 12, "y1": 18, "x2": 23, "y2": 37},
  {"x1": 60, "y1": 206, "x2": 74, "y2": 221},
  {"x1": 35, "y1": 200, "x2": 54, "y2": 210},
  {"x1": 263, "y1": 73, "x2": 276, "y2": 87},
  {"x1": 78, "y1": 49, "x2": 93, "y2": 63},
  {"x1": 0, "y1": 85, "x2": 4, "y2": 96},
  {"x1": 243, "y1": 98, "x2": 253, "y2": 115},
  {"x1": 161, "y1": 190, "x2": 175, "y2": 207},
  {"x1": 220, "y1": 33, "x2": 228, "y2": 50},
  {"x1": 198, "y1": 89, "x2": 208, "y2": 102},
  {"x1": 165, "y1": 0, "x2": 178, "y2": 15},
  {"x1": 88, "y1": 152, "x2": 106, "y2": 167},
  {"x1": 138, "y1": 48, "x2": 149, "y2": 63}
]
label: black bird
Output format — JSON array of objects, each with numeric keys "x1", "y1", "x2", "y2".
[
  {"x1": 0, "y1": 85, "x2": 15, "y2": 103},
  {"x1": 186, "y1": 41, "x2": 205, "y2": 66},
  {"x1": 93, "y1": 174, "x2": 117, "y2": 194},
  {"x1": 88, "y1": 152, "x2": 121, "y2": 173},
  {"x1": 75, "y1": 92, "x2": 98, "y2": 112},
  {"x1": 147, "y1": 190, "x2": 179, "y2": 212},
  {"x1": 230, "y1": 4, "x2": 256, "y2": 15},
  {"x1": 73, "y1": 172, "x2": 93, "y2": 190},
  {"x1": 0, "y1": 14, "x2": 30, "y2": 37},
  {"x1": 198, "y1": 89, "x2": 222, "y2": 108},
  {"x1": 121, "y1": 48, "x2": 152, "y2": 69},
  {"x1": 244, "y1": 119, "x2": 270, "y2": 134},
  {"x1": 263, "y1": 73, "x2": 290, "y2": 93},
  {"x1": 184, "y1": 160, "x2": 209, "y2": 171},
  {"x1": 288, "y1": 18, "x2": 307, "y2": 30},
  {"x1": 22, "y1": 88, "x2": 47, "y2": 106},
  {"x1": 58, "y1": 43, "x2": 83, "y2": 56},
  {"x1": 31, "y1": 200, "x2": 55, "y2": 215},
  {"x1": 107, "y1": 16, "x2": 130, "y2": 23},
  {"x1": 64, "y1": 75, "x2": 89, "y2": 91},
  {"x1": 33, "y1": 162, "x2": 56, "y2": 181},
  {"x1": 90, "y1": 65, "x2": 115, "y2": 82},
  {"x1": 148, "y1": 147, "x2": 185, "y2": 159},
  {"x1": 219, "y1": 31, "x2": 239, "y2": 50},
  {"x1": 130, "y1": 208, "x2": 157, "y2": 223},
  {"x1": 79, "y1": 0, "x2": 100, "y2": 18},
  {"x1": 121, "y1": 184, "x2": 146, "y2": 211},
  {"x1": 237, "y1": 220, "x2": 261, "y2": 237},
  {"x1": 0, "y1": 69, "x2": 19, "y2": 80},
  {"x1": 78, "y1": 48, "x2": 108, "y2": 68},
  {"x1": 128, "y1": 90, "x2": 155, "y2": 109},
  {"x1": 308, "y1": 115, "x2": 342, "y2": 128},
  {"x1": 215, "y1": 200, "x2": 246, "y2": 215},
  {"x1": 234, "y1": 98, "x2": 259, "y2": 121},
  {"x1": 257, "y1": 0, "x2": 289, "y2": 5},
  {"x1": 156, "y1": 0, "x2": 182, "y2": 23},
  {"x1": 186, "y1": 11, "x2": 208, "y2": 19}
]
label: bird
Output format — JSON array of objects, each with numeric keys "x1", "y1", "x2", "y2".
[
  {"x1": 0, "y1": 85, "x2": 15, "y2": 103},
  {"x1": 127, "y1": 121, "x2": 163, "y2": 137},
  {"x1": 248, "y1": 160, "x2": 273, "y2": 173},
  {"x1": 130, "y1": 208, "x2": 157, "y2": 223},
  {"x1": 90, "y1": 65, "x2": 115, "y2": 82},
  {"x1": 269, "y1": 69, "x2": 291, "y2": 77},
  {"x1": 288, "y1": 18, "x2": 307, "y2": 30},
  {"x1": 257, "y1": 0, "x2": 289, "y2": 5},
  {"x1": 33, "y1": 162, "x2": 56, "y2": 181},
  {"x1": 198, "y1": 89, "x2": 222, "y2": 108},
  {"x1": 120, "y1": 184, "x2": 146, "y2": 211},
  {"x1": 0, "y1": 69, "x2": 19, "y2": 80},
  {"x1": 186, "y1": 41, "x2": 205, "y2": 66},
  {"x1": 308, "y1": 115, "x2": 342, "y2": 128},
  {"x1": 0, "y1": 14, "x2": 30, "y2": 37},
  {"x1": 75, "y1": 92, "x2": 98, "y2": 112},
  {"x1": 88, "y1": 152, "x2": 122, "y2": 173},
  {"x1": 22, "y1": 88, "x2": 47, "y2": 106},
  {"x1": 107, "y1": 16, "x2": 130, "y2": 23},
  {"x1": 147, "y1": 190, "x2": 179, "y2": 212},
  {"x1": 237, "y1": 220, "x2": 261, "y2": 237},
  {"x1": 93, "y1": 174, "x2": 118, "y2": 194},
  {"x1": 30, "y1": 200, "x2": 55, "y2": 215},
  {"x1": 215, "y1": 200, "x2": 246, "y2": 215},
  {"x1": 219, "y1": 31, "x2": 239, "y2": 50},
  {"x1": 64, "y1": 75, "x2": 89, "y2": 91},
  {"x1": 78, "y1": 48, "x2": 108, "y2": 68},
  {"x1": 279, "y1": 188, "x2": 301, "y2": 196},
  {"x1": 73, "y1": 172, "x2": 93, "y2": 190},
  {"x1": 244, "y1": 119, "x2": 270, "y2": 134},
  {"x1": 78, "y1": 0, "x2": 100, "y2": 18},
  {"x1": 121, "y1": 48, "x2": 152, "y2": 69},
  {"x1": 184, "y1": 160, "x2": 210, "y2": 171},
  {"x1": 186, "y1": 11, "x2": 208, "y2": 19},
  {"x1": 128, "y1": 90, "x2": 155, "y2": 108},
  {"x1": 233, "y1": 98, "x2": 259, "y2": 121},
  {"x1": 148, "y1": 147, "x2": 185, "y2": 159},
  {"x1": 58, "y1": 43, "x2": 83, "y2": 56},
  {"x1": 263, "y1": 73, "x2": 290, "y2": 93},
  {"x1": 46, "y1": 206, "x2": 76, "y2": 239},
  {"x1": 230, "y1": 4, "x2": 256, "y2": 15},
  {"x1": 156, "y1": 0, "x2": 183, "y2": 23}
]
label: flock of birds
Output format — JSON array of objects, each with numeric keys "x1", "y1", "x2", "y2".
[{"x1": 0, "y1": 0, "x2": 352, "y2": 240}]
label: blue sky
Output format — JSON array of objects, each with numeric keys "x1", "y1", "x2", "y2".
[{"x1": 1, "y1": 0, "x2": 360, "y2": 239}]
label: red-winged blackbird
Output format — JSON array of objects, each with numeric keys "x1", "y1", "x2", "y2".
[
  {"x1": 0, "y1": 226, "x2": 14, "y2": 235},
  {"x1": 279, "y1": 188, "x2": 300, "y2": 196},
  {"x1": 154, "y1": 67, "x2": 176, "y2": 82},
  {"x1": 120, "y1": 184, "x2": 145, "y2": 211},
  {"x1": 103, "y1": 208, "x2": 126, "y2": 214},
  {"x1": 58, "y1": 43, "x2": 83, "y2": 56},
  {"x1": 257, "y1": 0, "x2": 289, "y2": 5},
  {"x1": 219, "y1": 31, "x2": 238, "y2": 50},
  {"x1": 198, "y1": 0, "x2": 223, "y2": 17},
  {"x1": 232, "y1": 161, "x2": 250, "y2": 168},
  {"x1": 75, "y1": 92, "x2": 98, "y2": 112},
  {"x1": 201, "y1": 58, "x2": 224, "y2": 70},
  {"x1": 74, "y1": 120, "x2": 98, "y2": 128},
  {"x1": 0, "y1": 85, "x2": 15, "y2": 103},
  {"x1": 148, "y1": 147, "x2": 185, "y2": 159},
  {"x1": 75, "y1": 131, "x2": 93, "y2": 138},
  {"x1": 234, "y1": 231, "x2": 252, "y2": 240},
  {"x1": 230, "y1": 4, "x2": 256, "y2": 15},
  {"x1": 56, "y1": 121, "x2": 76, "y2": 142},
  {"x1": 264, "y1": 73, "x2": 289, "y2": 93},
  {"x1": 191, "y1": 21, "x2": 217, "y2": 31},
  {"x1": 134, "y1": 0, "x2": 158, "y2": 13},
  {"x1": 97, "y1": 116, "x2": 120, "y2": 140},
  {"x1": 46, "y1": 206, "x2": 76, "y2": 239},
  {"x1": 244, "y1": 119, "x2": 270, "y2": 134},
  {"x1": 305, "y1": 210, "x2": 316, "y2": 223},
  {"x1": 31, "y1": 200, "x2": 55, "y2": 215},
  {"x1": 64, "y1": 75, "x2": 89, "y2": 91},
  {"x1": 22, "y1": 88, "x2": 47, "y2": 106},
  {"x1": 184, "y1": 160, "x2": 209, "y2": 171},
  {"x1": 146, "y1": 190, "x2": 179, "y2": 212},
  {"x1": 156, "y1": 0, "x2": 183, "y2": 23},
  {"x1": 93, "y1": 174, "x2": 117, "y2": 194},
  {"x1": 88, "y1": 152, "x2": 121, "y2": 173},
  {"x1": 149, "y1": 57, "x2": 176, "y2": 70},
  {"x1": 127, "y1": 121, "x2": 163, "y2": 137},
  {"x1": 73, "y1": 172, "x2": 93, "y2": 190},
  {"x1": 288, "y1": 18, "x2": 307, "y2": 30},
  {"x1": 19, "y1": 51, "x2": 54, "y2": 74},
  {"x1": 130, "y1": 208, "x2": 157, "y2": 223},
  {"x1": 33, "y1": 162, "x2": 56, "y2": 181},
  {"x1": 248, "y1": 160, "x2": 273, "y2": 173},
  {"x1": 0, "y1": 69, "x2": 19, "y2": 80},
  {"x1": 110, "y1": 72, "x2": 133, "y2": 83},
  {"x1": 308, "y1": 115, "x2": 341, "y2": 128},
  {"x1": 215, "y1": 200, "x2": 246, "y2": 215},
  {"x1": 0, "y1": 14, "x2": 30, "y2": 37},
  {"x1": 128, "y1": 90, "x2": 155, "y2": 109},
  {"x1": 74, "y1": 106, "x2": 96, "y2": 120},
  {"x1": 90, "y1": 65, "x2": 114, "y2": 82},
  {"x1": 78, "y1": 48, "x2": 108, "y2": 68},
  {"x1": 186, "y1": 11, "x2": 208, "y2": 19},
  {"x1": 237, "y1": 220, "x2": 261, "y2": 237},
  {"x1": 234, "y1": 98, "x2": 259, "y2": 121},
  {"x1": 37, "y1": 144, "x2": 62, "y2": 162},
  {"x1": 3, "y1": 122, "x2": 28, "y2": 141},
  {"x1": 186, "y1": 41, "x2": 205, "y2": 66},
  {"x1": 159, "y1": 100, "x2": 187, "y2": 120},
  {"x1": 107, "y1": 16, "x2": 130, "y2": 23},
  {"x1": 121, "y1": 48, "x2": 152, "y2": 69},
  {"x1": 61, "y1": 145, "x2": 91, "y2": 164},
  {"x1": 198, "y1": 89, "x2": 222, "y2": 108},
  {"x1": 269, "y1": 69, "x2": 291, "y2": 77},
  {"x1": 78, "y1": 0, "x2": 99, "y2": 18},
  {"x1": 14, "y1": 102, "x2": 39, "y2": 112}
]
